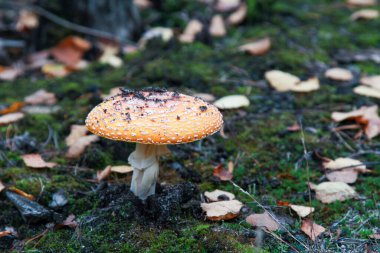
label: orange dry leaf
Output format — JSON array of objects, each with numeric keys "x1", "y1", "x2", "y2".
[
  {"x1": 22, "y1": 154, "x2": 57, "y2": 169},
  {"x1": 239, "y1": 37, "x2": 271, "y2": 56},
  {"x1": 213, "y1": 164, "x2": 233, "y2": 181},
  {"x1": 24, "y1": 89, "x2": 57, "y2": 105},
  {"x1": 332, "y1": 105, "x2": 380, "y2": 139},
  {"x1": 51, "y1": 36, "x2": 91, "y2": 66},
  {"x1": 0, "y1": 112, "x2": 24, "y2": 126},
  {"x1": 246, "y1": 212, "x2": 279, "y2": 231},
  {"x1": 9, "y1": 186, "x2": 35, "y2": 201},
  {"x1": 0, "y1": 102, "x2": 25, "y2": 115},
  {"x1": 0, "y1": 231, "x2": 11, "y2": 238},
  {"x1": 301, "y1": 219, "x2": 325, "y2": 241}
]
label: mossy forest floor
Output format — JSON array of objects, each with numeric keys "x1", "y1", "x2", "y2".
[{"x1": 1, "y1": 0, "x2": 380, "y2": 252}]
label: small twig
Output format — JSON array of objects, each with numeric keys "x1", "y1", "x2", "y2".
[
  {"x1": 24, "y1": 229, "x2": 49, "y2": 245},
  {"x1": 333, "y1": 130, "x2": 356, "y2": 152}
]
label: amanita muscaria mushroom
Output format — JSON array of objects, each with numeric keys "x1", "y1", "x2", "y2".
[{"x1": 86, "y1": 87, "x2": 223, "y2": 200}]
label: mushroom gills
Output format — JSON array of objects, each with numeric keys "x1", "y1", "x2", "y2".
[{"x1": 128, "y1": 143, "x2": 170, "y2": 200}]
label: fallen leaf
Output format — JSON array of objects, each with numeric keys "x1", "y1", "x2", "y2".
[
  {"x1": 215, "y1": 0, "x2": 241, "y2": 12},
  {"x1": 309, "y1": 182, "x2": 357, "y2": 203},
  {"x1": 301, "y1": 219, "x2": 326, "y2": 241},
  {"x1": 22, "y1": 105, "x2": 60, "y2": 115},
  {"x1": 99, "y1": 44, "x2": 123, "y2": 68},
  {"x1": 193, "y1": 93, "x2": 216, "y2": 102},
  {"x1": 227, "y1": 3, "x2": 247, "y2": 25},
  {"x1": 351, "y1": 9, "x2": 379, "y2": 20},
  {"x1": 16, "y1": 10, "x2": 39, "y2": 31},
  {"x1": 239, "y1": 37, "x2": 271, "y2": 56},
  {"x1": 323, "y1": 157, "x2": 367, "y2": 172},
  {"x1": 332, "y1": 105, "x2": 380, "y2": 139},
  {"x1": 66, "y1": 135, "x2": 99, "y2": 158},
  {"x1": 209, "y1": 15, "x2": 226, "y2": 37},
  {"x1": 214, "y1": 95, "x2": 250, "y2": 109},
  {"x1": 265, "y1": 70, "x2": 300, "y2": 92},
  {"x1": 24, "y1": 89, "x2": 57, "y2": 105},
  {"x1": 291, "y1": 77, "x2": 320, "y2": 92},
  {"x1": 0, "y1": 102, "x2": 25, "y2": 115},
  {"x1": 323, "y1": 157, "x2": 370, "y2": 183},
  {"x1": 213, "y1": 164, "x2": 233, "y2": 180},
  {"x1": 65, "y1": 125, "x2": 88, "y2": 146},
  {"x1": 27, "y1": 50, "x2": 51, "y2": 69},
  {"x1": 360, "y1": 75, "x2": 380, "y2": 90},
  {"x1": 9, "y1": 186, "x2": 35, "y2": 201},
  {"x1": 347, "y1": 0, "x2": 376, "y2": 6},
  {"x1": 201, "y1": 200, "x2": 243, "y2": 220},
  {"x1": 179, "y1": 20, "x2": 203, "y2": 43},
  {"x1": 325, "y1": 68, "x2": 353, "y2": 81},
  {"x1": 133, "y1": 0, "x2": 151, "y2": 8},
  {"x1": 246, "y1": 212, "x2": 279, "y2": 231},
  {"x1": 0, "y1": 231, "x2": 11, "y2": 238},
  {"x1": 204, "y1": 189, "x2": 235, "y2": 202},
  {"x1": 42, "y1": 63, "x2": 70, "y2": 78},
  {"x1": 0, "y1": 68, "x2": 22, "y2": 81},
  {"x1": 139, "y1": 27, "x2": 173, "y2": 48},
  {"x1": 287, "y1": 123, "x2": 301, "y2": 132},
  {"x1": 22, "y1": 154, "x2": 57, "y2": 169},
  {"x1": 51, "y1": 36, "x2": 91, "y2": 66},
  {"x1": 109, "y1": 165, "x2": 133, "y2": 174},
  {"x1": 353, "y1": 85, "x2": 380, "y2": 99},
  {"x1": 0, "y1": 112, "x2": 24, "y2": 126},
  {"x1": 0, "y1": 181, "x2": 5, "y2": 193},
  {"x1": 61, "y1": 214, "x2": 78, "y2": 228},
  {"x1": 289, "y1": 204, "x2": 315, "y2": 218}
]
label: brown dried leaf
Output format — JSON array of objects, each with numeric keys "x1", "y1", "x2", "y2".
[
  {"x1": 201, "y1": 200, "x2": 243, "y2": 220},
  {"x1": 239, "y1": 37, "x2": 271, "y2": 56},
  {"x1": 213, "y1": 164, "x2": 233, "y2": 181},
  {"x1": 351, "y1": 9, "x2": 379, "y2": 20},
  {"x1": 325, "y1": 68, "x2": 353, "y2": 81},
  {"x1": 65, "y1": 125, "x2": 88, "y2": 146},
  {"x1": 109, "y1": 165, "x2": 133, "y2": 174},
  {"x1": 0, "y1": 112, "x2": 24, "y2": 126},
  {"x1": 51, "y1": 36, "x2": 91, "y2": 66},
  {"x1": 332, "y1": 105, "x2": 380, "y2": 139},
  {"x1": 16, "y1": 10, "x2": 39, "y2": 31},
  {"x1": 310, "y1": 182, "x2": 357, "y2": 203},
  {"x1": 347, "y1": 0, "x2": 376, "y2": 6},
  {"x1": 22, "y1": 154, "x2": 57, "y2": 169},
  {"x1": 289, "y1": 205, "x2": 315, "y2": 218},
  {"x1": 24, "y1": 89, "x2": 57, "y2": 105},
  {"x1": 66, "y1": 135, "x2": 99, "y2": 158},
  {"x1": 179, "y1": 20, "x2": 203, "y2": 43},
  {"x1": 228, "y1": 3, "x2": 247, "y2": 25},
  {"x1": 301, "y1": 219, "x2": 325, "y2": 241},
  {"x1": 0, "y1": 102, "x2": 25, "y2": 115},
  {"x1": 209, "y1": 15, "x2": 226, "y2": 37},
  {"x1": 204, "y1": 189, "x2": 235, "y2": 202},
  {"x1": 246, "y1": 212, "x2": 279, "y2": 231}
]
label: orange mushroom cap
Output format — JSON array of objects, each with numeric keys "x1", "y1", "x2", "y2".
[{"x1": 85, "y1": 88, "x2": 223, "y2": 145}]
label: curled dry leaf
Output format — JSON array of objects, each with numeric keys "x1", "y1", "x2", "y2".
[
  {"x1": 22, "y1": 154, "x2": 57, "y2": 169},
  {"x1": 214, "y1": 95, "x2": 250, "y2": 109},
  {"x1": 65, "y1": 125, "x2": 88, "y2": 146},
  {"x1": 323, "y1": 157, "x2": 369, "y2": 183},
  {"x1": 347, "y1": 0, "x2": 377, "y2": 6},
  {"x1": 204, "y1": 189, "x2": 235, "y2": 202},
  {"x1": 51, "y1": 36, "x2": 91, "y2": 66},
  {"x1": 24, "y1": 89, "x2": 57, "y2": 105},
  {"x1": 239, "y1": 37, "x2": 271, "y2": 56},
  {"x1": 66, "y1": 135, "x2": 99, "y2": 158},
  {"x1": 0, "y1": 112, "x2": 24, "y2": 126},
  {"x1": 209, "y1": 15, "x2": 226, "y2": 37},
  {"x1": 0, "y1": 180, "x2": 5, "y2": 193},
  {"x1": 201, "y1": 200, "x2": 243, "y2": 221},
  {"x1": 213, "y1": 164, "x2": 233, "y2": 181},
  {"x1": 301, "y1": 219, "x2": 325, "y2": 241},
  {"x1": 109, "y1": 165, "x2": 133, "y2": 174},
  {"x1": 289, "y1": 204, "x2": 315, "y2": 218},
  {"x1": 332, "y1": 105, "x2": 380, "y2": 139},
  {"x1": 351, "y1": 9, "x2": 379, "y2": 20},
  {"x1": 325, "y1": 68, "x2": 353, "y2": 81},
  {"x1": 215, "y1": 0, "x2": 241, "y2": 12},
  {"x1": 16, "y1": 10, "x2": 39, "y2": 31},
  {"x1": 179, "y1": 20, "x2": 203, "y2": 43},
  {"x1": 139, "y1": 27, "x2": 173, "y2": 48},
  {"x1": 228, "y1": 3, "x2": 247, "y2": 25},
  {"x1": 246, "y1": 212, "x2": 279, "y2": 232},
  {"x1": 0, "y1": 102, "x2": 25, "y2": 115},
  {"x1": 309, "y1": 182, "x2": 357, "y2": 203}
]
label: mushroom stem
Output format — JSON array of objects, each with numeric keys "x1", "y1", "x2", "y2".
[{"x1": 128, "y1": 143, "x2": 170, "y2": 200}]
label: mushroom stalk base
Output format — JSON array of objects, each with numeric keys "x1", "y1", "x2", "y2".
[{"x1": 128, "y1": 143, "x2": 170, "y2": 200}]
